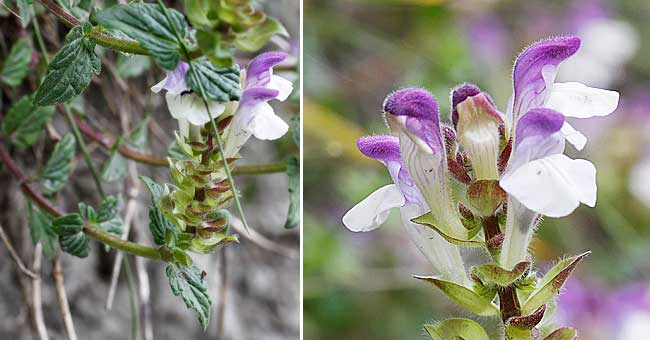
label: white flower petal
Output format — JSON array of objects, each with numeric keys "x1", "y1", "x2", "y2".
[
  {"x1": 151, "y1": 78, "x2": 166, "y2": 93},
  {"x1": 165, "y1": 93, "x2": 225, "y2": 126},
  {"x1": 561, "y1": 122, "x2": 587, "y2": 151},
  {"x1": 500, "y1": 153, "x2": 596, "y2": 217},
  {"x1": 545, "y1": 82, "x2": 619, "y2": 118},
  {"x1": 268, "y1": 74, "x2": 294, "y2": 101},
  {"x1": 249, "y1": 102, "x2": 289, "y2": 140},
  {"x1": 342, "y1": 184, "x2": 405, "y2": 232}
]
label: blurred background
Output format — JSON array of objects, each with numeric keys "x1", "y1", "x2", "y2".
[
  {"x1": 304, "y1": 0, "x2": 649, "y2": 339},
  {"x1": 0, "y1": 1, "x2": 299, "y2": 339}
]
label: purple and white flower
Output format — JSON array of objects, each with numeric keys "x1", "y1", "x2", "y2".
[
  {"x1": 151, "y1": 61, "x2": 226, "y2": 139},
  {"x1": 498, "y1": 36, "x2": 619, "y2": 268},
  {"x1": 223, "y1": 52, "x2": 293, "y2": 156},
  {"x1": 151, "y1": 53, "x2": 293, "y2": 153},
  {"x1": 342, "y1": 131, "x2": 467, "y2": 284}
]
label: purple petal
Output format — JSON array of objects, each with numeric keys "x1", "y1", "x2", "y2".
[
  {"x1": 506, "y1": 108, "x2": 566, "y2": 171},
  {"x1": 515, "y1": 108, "x2": 565, "y2": 147},
  {"x1": 356, "y1": 135, "x2": 426, "y2": 207},
  {"x1": 246, "y1": 51, "x2": 289, "y2": 89},
  {"x1": 357, "y1": 135, "x2": 401, "y2": 163},
  {"x1": 512, "y1": 36, "x2": 581, "y2": 120},
  {"x1": 164, "y1": 61, "x2": 189, "y2": 93},
  {"x1": 383, "y1": 88, "x2": 444, "y2": 154},
  {"x1": 240, "y1": 87, "x2": 280, "y2": 108},
  {"x1": 451, "y1": 83, "x2": 481, "y2": 127}
]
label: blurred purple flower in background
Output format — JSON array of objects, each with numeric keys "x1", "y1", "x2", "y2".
[{"x1": 556, "y1": 279, "x2": 650, "y2": 339}]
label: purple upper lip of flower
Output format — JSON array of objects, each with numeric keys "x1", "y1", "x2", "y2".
[
  {"x1": 451, "y1": 84, "x2": 482, "y2": 127},
  {"x1": 245, "y1": 51, "x2": 289, "y2": 89},
  {"x1": 383, "y1": 88, "x2": 440, "y2": 123},
  {"x1": 512, "y1": 36, "x2": 581, "y2": 119}
]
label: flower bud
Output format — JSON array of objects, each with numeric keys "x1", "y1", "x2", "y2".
[{"x1": 453, "y1": 85, "x2": 503, "y2": 180}]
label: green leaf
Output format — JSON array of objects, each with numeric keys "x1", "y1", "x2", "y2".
[
  {"x1": 101, "y1": 117, "x2": 149, "y2": 182},
  {"x1": 284, "y1": 156, "x2": 299, "y2": 229},
  {"x1": 234, "y1": 17, "x2": 289, "y2": 52},
  {"x1": 141, "y1": 176, "x2": 177, "y2": 245},
  {"x1": 52, "y1": 213, "x2": 89, "y2": 258},
  {"x1": 412, "y1": 212, "x2": 484, "y2": 248},
  {"x1": 543, "y1": 327, "x2": 577, "y2": 340},
  {"x1": 424, "y1": 318, "x2": 489, "y2": 340},
  {"x1": 94, "y1": 3, "x2": 188, "y2": 70},
  {"x1": 414, "y1": 276, "x2": 499, "y2": 316},
  {"x1": 0, "y1": 37, "x2": 33, "y2": 86},
  {"x1": 1, "y1": 95, "x2": 55, "y2": 147},
  {"x1": 97, "y1": 196, "x2": 118, "y2": 223},
  {"x1": 166, "y1": 263, "x2": 211, "y2": 330},
  {"x1": 40, "y1": 134, "x2": 76, "y2": 195},
  {"x1": 116, "y1": 54, "x2": 151, "y2": 78},
  {"x1": 28, "y1": 203, "x2": 58, "y2": 259},
  {"x1": 187, "y1": 57, "x2": 241, "y2": 102},
  {"x1": 472, "y1": 261, "x2": 530, "y2": 287},
  {"x1": 34, "y1": 25, "x2": 101, "y2": 106},
  {"x1": 521, "y1": 252, "x2": 590, "y2": 314},
  {"x1": 183, "y1": 0, "x2": 218, "y2": 29},
  {"x1": 16, "y1": 0, "x2": 32, "y2": 28}
]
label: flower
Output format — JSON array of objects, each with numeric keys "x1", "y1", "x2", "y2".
[
  {"x1": 223, "y1": 52, "x2": 294, "y2": 157},
  {"x1": 151, "y1": 61, "x2": 226, "y2": 138},
  {"x1": 342, "y1": 134, "x2": 467, "y2": 284}
]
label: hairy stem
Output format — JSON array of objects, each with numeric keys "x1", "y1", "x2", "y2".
[
  {"x1": 483, "y1": 215, "x2": 521, "y2": 322},
  {"x1": 37, "y1": 0, "x2": 201, "y2": 58},
  {"x1": 0, "y1": 141, "x2": 165, "y2": 261}
]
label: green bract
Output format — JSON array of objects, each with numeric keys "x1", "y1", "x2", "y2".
[{"x1": 424, "y1": 319, "x2": 490, "y2": 340}]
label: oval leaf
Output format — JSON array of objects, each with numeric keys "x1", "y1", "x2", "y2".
[
  {"x1": 521, "y1": 252, "x2": 590, "y2": 313},
  {"x1": 166, "y1": 263, "x2": 211, "y2": 330},
  {"x1": 186, "y1": 57, "x2": 241, "y2": 102},
  {"x1": 41, "y1": 134, "x2": 76, "y2": 195},
  {"x1": 0, "y1": 37, "x2": 33, "y2": 86},
  {"x1": 424, "y1": 318, "x2": 489, "y2": 340},
  {"x1": 415, "y1": 276, "x2": 499, "y2": 316}
]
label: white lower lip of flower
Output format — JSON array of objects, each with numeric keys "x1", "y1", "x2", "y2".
[
  {"x1": 400, "y1": 204, "x2": 468, "y2": 286},
  {"x1": 342, "y1": 184, "x2": 405, "y2": 232},
  {"x1": 399, "y1": 131, "x2": 467, "y2": 238}
]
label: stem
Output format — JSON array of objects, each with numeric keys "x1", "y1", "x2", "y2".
[
  {"x1": 482, "y1": 215, "x2": 521, "y2": 322},
  {"x1": 123, "y1": 258, "x2": 141, "y2": 340},
  {"x1": 84, "y1": 227, "x2": 161, "y2": 260},
  {"x1": 74, "y1": 113, "x2": 287, "y2": 174},
  {"x1": 53, "y1": 255, "x2": 78, "y2": 340},
  {"x1": 0, "y1": 141, "x2": 165, "y2": 261},
  {"x1": 37, "y1": 0, "x2": 201, "y2": 58},
  {"x1": 62, "y1": 106, "x2": 106, "y2": 197},
  {"x1": 156, "y1": 0, "x2": 249, "y2": 231}
]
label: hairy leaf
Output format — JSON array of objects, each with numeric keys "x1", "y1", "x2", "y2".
[
  {"x1": 0, "y1": 37, "x2": 33, "y2": 86},
  {"x1": 424, "y1": 318, "x2": 490, "y2": 340},
  {"x1": 415, "y1": 276, "x2": 499, "y2": 316},
  {"x1": 472, "y1": 261, "x2": 530, "y2": 287},
  {"x1": 284, "y1": 156, "x2": 299, "y2": 229},
  {"x1": 52, "y1": 213, "x2": 88, "y2": 258},
  {"x1": 186, "y1": 57, "x2": 241, "y2": 102},
  {"x1": 166, "y1": 263, "x2": 211, "y2": 330},
  {"x1": 522, "y1": 252, "x2": 590, "y2": 313},
  {"x1": 95, "y1": 3, "x2": 187, "y2": 70},
  {"x1": 141, "y1": 176, "x2": 176, "y2": 245},
  {"x1": 34, "y1": 25, "x2": 101, "y2": 106},
  {"x1": 234, "y1": 17, "x2": 289, "y2": 52},
  {"x1": 2, "y1": 95, "x2": 55, "y2": 147},
  {"x1": 28, "y1": 203, "x2": 58, "y2": 259},
  {"x1": 41, "y1": 134, "x2": 76, "y2": 195}
]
